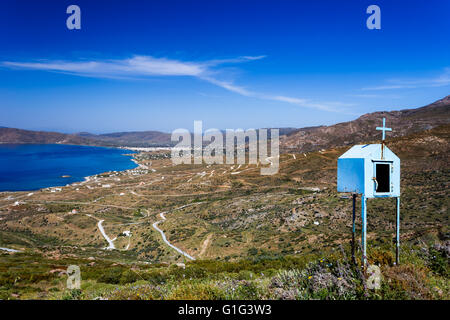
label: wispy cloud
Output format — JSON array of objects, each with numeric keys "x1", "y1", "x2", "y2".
[
  {"x1": 200, "y1": 76, "x2": 254, "y2": 97},
  {"x1": 1, "y1": 55, "x2": 349, "y2": 112},
  {"x1": 203, "y1": 55, "x2": 267, "y2": 66},
  {"x1": 2, "y1": 56, "x2": 207, "y2": 78},
  {"x1": 362, "y1": 68, "x2": 450, "y2": 91},
  {"x1": 200, "y1": 76, "x2": 351, "y2": 112},
  {"x1": 346, "y1": 93, "x2": 402, "y2": 99}
]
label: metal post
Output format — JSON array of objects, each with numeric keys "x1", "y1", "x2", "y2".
[
  {"x1": 396, "y1": 197, "x2": 400, "y2": 265},
  {"x1": 361, "y1": 195, "x2": 367, "y2": 268},
  {"x1": 352, "y1": 194, "x2": 357, "y2": 264}
]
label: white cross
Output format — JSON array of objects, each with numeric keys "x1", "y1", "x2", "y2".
[{"x1": 376, "y1": 117, "x2": 392, "y2": 141}]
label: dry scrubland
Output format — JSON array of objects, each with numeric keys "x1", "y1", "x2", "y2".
[{"x1": 0, "y1": 125, "x2": 448, "y2": 300}]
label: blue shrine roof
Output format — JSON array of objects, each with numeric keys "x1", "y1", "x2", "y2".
[{"x1": 339, "y1": 144, "x2": 399, "y2": 161}]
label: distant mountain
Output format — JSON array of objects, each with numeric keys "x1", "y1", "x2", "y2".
[
  {"x1": 0, "y1": 126, "x2": 300, "y2": 147},
  {"x1": 1, "y1": 96, "x2": 448, "y2": 149},
  {"x1": 280, "y1": 95, "x2": 450, "y2": 152},
  {"x1": 0, "y1": 127, "x2": 173, "y2": 147},
  {"x1": 75, "y1": 131, "x2": 173, "y2": 147},
  {"x1": 0, "y1": 127, "x2": 98, "y2": 146}
]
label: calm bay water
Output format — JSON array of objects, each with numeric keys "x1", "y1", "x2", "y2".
[{"x1": 0, "y1": 144, "x2": 137, "y2": 192}]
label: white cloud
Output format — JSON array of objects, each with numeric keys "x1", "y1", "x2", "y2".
[
  {"x1": 201, "y1": 77, "x2": 347, "y2": 112},
  {"x1": 2, "y1": 54, "x2": 349, "y2": 112},
  {"x1": 362, "y1": 68, "x2": 450, "y2": 91},
  {"x1": 200, "y1": 76, "x2": 254, "y2": 96},
  {"x1": 3, "y1": 56, "x2": 206, "y2": 77},
  {"x1": 204, "y1": 55, "x2": 266, "y2": 66},
  {"x1": 347, "y1": 93, "x2": 401, "y2": 99}
]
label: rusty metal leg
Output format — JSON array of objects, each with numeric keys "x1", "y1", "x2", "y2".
[
  {"x1": 361, "y1": 195, "x2": 367, "y2": 268},
  {"x1": 396, "y1": 197, "x2": 400, "y2": 265},
  {"x1": 352, "y1": 194, "x2": 356, "y2": 264}
]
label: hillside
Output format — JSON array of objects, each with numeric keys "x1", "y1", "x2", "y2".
[
  {"x1": 76, "y1": 131, "x2": 173, "y2": 147},
  {"x1": 0, "y1": 127, "x2": 97, "y2": 146},
  {"x1": 2, "y1": 96, "x2": 448, "y2": 150},
  {"x1": 0, "y1": 127, "x2": 173, "y2": 147},
  {"x1": 281, "y1": 95, "x2": 450, "y2": 152},
  {"x1": 0, "y1": 120, "x2": 448, "y2": 299}
]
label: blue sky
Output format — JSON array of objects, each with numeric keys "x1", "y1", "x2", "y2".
[{"x1": 0, "y1": 0, "x2": 449, "y2": 133}]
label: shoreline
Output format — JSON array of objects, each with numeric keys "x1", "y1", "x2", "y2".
[{"x1": 0, "y1": 145, "x2": 146, "y2": 194}]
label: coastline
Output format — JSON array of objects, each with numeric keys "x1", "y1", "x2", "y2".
[
  {"x1": 55, "y1": 149, "x2": 144, "y2": 192},
  {"x1": 0, "y1": 144, "x2": 144, "y2": 193}
]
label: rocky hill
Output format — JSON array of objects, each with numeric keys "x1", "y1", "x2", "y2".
[
  {"x1": 1, "y1": 113, "x2": 448, "y2": 300},
  {"x1": 0, "y1": 127, "x2": 173, "y2": 147},
  {"x1": 280, "y1": 95, "x2": 450, "y2": 152},
  {"x1": 1, "y1": 96, "x2": 448, "y2": 149},
  {"x1": 0, "y1": 127, "x2": 97, "y2": 146},
  {"x1": 76, "y1": 131, "x2": 173, "y2": 147}
]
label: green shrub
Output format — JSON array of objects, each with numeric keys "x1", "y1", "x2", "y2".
[
  {"x1": 237, "y1": 270, "x2": 255, "y2": 280},
  {"x1": 235, "y1": 280, "x2": 261, "y2": 299},
  {"x1": 119, "y1": 270, "x2": 139, "y2": 284},
  {"x1": 98, "y1": 268, "x2": 123, "y2": 284},
  {"x1": 62, "y1": 289, "x2": 82, "y2": 300},
  {"x1": 428, "y1": 248, "x2": 449, "y2": 277}
]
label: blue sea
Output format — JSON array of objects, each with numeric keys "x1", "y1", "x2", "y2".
[{"x1": 0, "y1": 144, "x2": 138, "y2": 192}]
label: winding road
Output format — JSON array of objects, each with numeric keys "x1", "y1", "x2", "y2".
[
  {"x1": 0, "y1": 247, "x2": 21, "y2": 252},
  {"x1": 152, "y1": 212, "x2": 195, "y2": 260},
  {"x1": 97, "y1": 219, "x2": 116, "y2": 250},
  {"x1": 86, "y1": 214, "x2": 117, "y2": 250}
]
